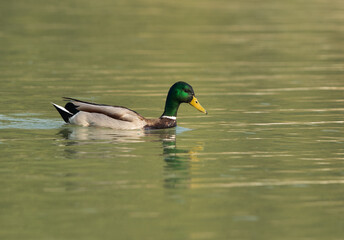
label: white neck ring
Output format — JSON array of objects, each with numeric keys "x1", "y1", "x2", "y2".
[{"x1": 161, "y1": 116, "x2": 177, "y2": 120}]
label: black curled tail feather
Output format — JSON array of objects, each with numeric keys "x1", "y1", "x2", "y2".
[
  {"x1": 52, "y1": 103, "x2": 74, "y2": 123},
  {"x1": 64, "y1": 102, "x2": 79, "y2": 114}
]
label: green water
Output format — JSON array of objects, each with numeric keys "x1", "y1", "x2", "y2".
[{"x1": 1, "y1": 0, "x2": 344, "y2": 239}]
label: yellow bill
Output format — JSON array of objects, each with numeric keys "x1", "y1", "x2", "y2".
[{"x1": 189, "y1": 96, "x2": 207, "y2": 114}]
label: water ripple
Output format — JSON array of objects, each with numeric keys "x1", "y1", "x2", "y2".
[
  {"x1": 0, "y1": 114, "x2": 62, "y2": 129},
  {"x1": 191, "y1": 179, "x2": 344, "y2": 189}
]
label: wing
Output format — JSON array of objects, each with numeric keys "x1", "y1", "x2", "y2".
[{"x1": 63, "y1": 97, "x2": 145, "y2": 123}]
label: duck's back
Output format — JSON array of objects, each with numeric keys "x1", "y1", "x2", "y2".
[{"x1": 65, "y1": 98, "x2": 147, "y2": 130}]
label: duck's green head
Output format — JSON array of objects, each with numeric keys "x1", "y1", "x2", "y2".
[{"x1": 162, "y1": 81, "x2": 207, "y2": 117}]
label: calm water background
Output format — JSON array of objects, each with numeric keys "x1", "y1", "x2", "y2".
[{"x1": 1, "y1": 0, "x2": 344, "y2": 239}]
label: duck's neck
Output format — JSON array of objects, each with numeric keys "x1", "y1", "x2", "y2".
[{"x1": 161, "y1": 95, "x2": 180, "y2": 118}]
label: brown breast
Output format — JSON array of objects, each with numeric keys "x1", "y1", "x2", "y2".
[{"x1": 144, "y1": 118, "x2": 177, "y2": 129}]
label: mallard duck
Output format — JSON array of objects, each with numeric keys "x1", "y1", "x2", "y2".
[{"x1": 52, "y1": 81, "x2": 207, "y2": 130}]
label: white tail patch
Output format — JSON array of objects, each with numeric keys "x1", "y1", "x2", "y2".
[{"x1": 51, "y1": 103, "x2": 73, "y2": 115}]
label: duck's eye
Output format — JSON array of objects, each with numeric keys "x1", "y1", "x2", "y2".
[{"x1": 184, "y1": 89, "x2": 192, "y2": 94}]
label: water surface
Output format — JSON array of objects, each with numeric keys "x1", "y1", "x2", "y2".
[{"x1": 1, "y1": 0, "x2": 344, "y2": 239}]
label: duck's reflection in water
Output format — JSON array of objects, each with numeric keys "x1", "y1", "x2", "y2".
[
  {"x1": 58, "y1": 126, "x2": 146, "y2": 144},
  {"x1": 57, "y1": 126, "x2": 204, "y2": 189},
  {"x1": 156, "y1": 131, "x2": 203, "y2": 189}
]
